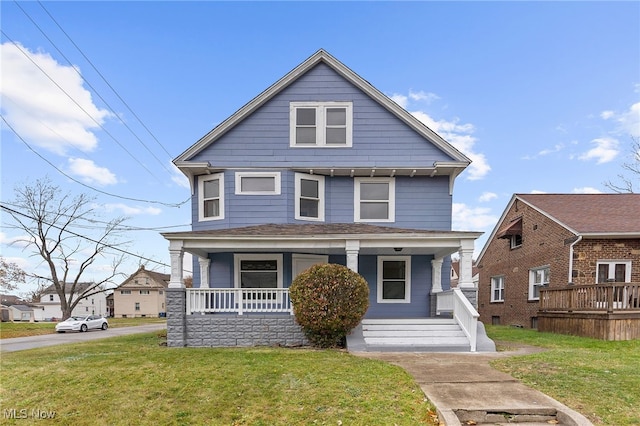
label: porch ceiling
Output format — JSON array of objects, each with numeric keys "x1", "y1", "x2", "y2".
[{"x1": 162, "y1": 223, "x2": 482, "y2": 259}]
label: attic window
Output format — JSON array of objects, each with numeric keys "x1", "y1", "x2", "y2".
[
  {"x1": 290, "y1": 102, "x2": 352, "y2": 147},
  {"x1": 496, "y1": 217, "x2": 522, "y2": 248}
]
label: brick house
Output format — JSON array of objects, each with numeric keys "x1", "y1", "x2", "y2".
[{"x1": 476, "y1": 193, "x2": 640, "y2": 331}]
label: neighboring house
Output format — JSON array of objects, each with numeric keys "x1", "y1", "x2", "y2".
[
  {"x1": 450, "y1": 260, "x2": 479, "y2": 288},
  {"x1": 477, "y1": 193, "x2": 640, "y2": 339},
  {"x1": 5, "y1": 304, "x2": 43, "y2": 322},
  {"x1": 36, "y1": 283, "x2": 108, "y2": 319},
  {"x1": 113, "y1": 266, "x2": 169, "y2": 318},
  {"x1": 106, "y1": 292, "x2": 114, "y2": 317},
  {"x1": 162, "y1": 49, "x2": 489, "y2": 351}
]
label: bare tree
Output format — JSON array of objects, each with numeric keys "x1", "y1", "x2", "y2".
[
  {"x1": 0, "y1": 256, "x2": 26, "y2": 291},
  {"x1": 23, "y1": 278, "x2": 49, "y2": 303},
  {"x1": 4, "y1": 177, "x2": 129, "y2": 319},
  {"x1": 605, "y1": 136, "x2": 640, "y2": 193}
]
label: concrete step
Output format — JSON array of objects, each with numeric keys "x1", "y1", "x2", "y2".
[{"x1": 455, "y1": 408, "x2": 561, "y2": 425}]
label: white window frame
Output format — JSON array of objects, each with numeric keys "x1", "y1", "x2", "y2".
[
  {"x1": 354, "y1": 177, "x2": 395, "y2": 222},
  {"x1": 234, "y1": 172, "x2": 281, "y2": 195},
  {"x1": 294, "y1": 173, "x2": 325, "y2": 221},
  {"x1": 529, "y1": 266, "x2": 549, "y2": 301},
  {"x1": 198, "y1": 173, "x2": 224, "y2": 221},
  {"x1": 290, "y1": 102, "x2": 353, "y2": 147},
  {"x1": 377, "y1": 256, "x2": 411, "y2": 303},
  {"x1": 490, "y1": 276, "x2": 505, "y2": 302},
  {"x1": 596, "y1": 260, "x2": 632, "y2": 283},
  {"x1": 510, "y1": 234, "x2": 522, "y2": 249},
  {"x1": 233, "y1": 254, "x2": 283, "y2": 289}
]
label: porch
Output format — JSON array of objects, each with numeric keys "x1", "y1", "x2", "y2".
[{"x1": 538, "y1": 283, "x2": 640, "y2": 340}]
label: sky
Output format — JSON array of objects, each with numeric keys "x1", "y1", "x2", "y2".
[{"x1": 1, "y1": 1, "x2": 639, "y2": 296}]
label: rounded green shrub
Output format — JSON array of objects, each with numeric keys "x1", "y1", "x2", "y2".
[{"x1": 290, "y1": 263, "x2": 369, "y2": 348}]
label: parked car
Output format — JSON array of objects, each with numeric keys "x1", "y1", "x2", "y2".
[{"x1": 55, "y1": 315, "x2": 109, "y2": 333}]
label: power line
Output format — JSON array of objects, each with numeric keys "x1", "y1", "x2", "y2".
[
  {"x1": 13, "y1": 1, "x2": 177, "y2": 178},
  {"x1": 37, "y1": 0, "x2": 174, "y2": 159},
  {"x1": 1, "y1": 114, "x2": 190, "y2": 208},
  {"x1": 1, "y1": 29, "x2": 163, "y2": 183},
  {"x1": 1, "y1": 203, "x2": 193, "y2": 274}
]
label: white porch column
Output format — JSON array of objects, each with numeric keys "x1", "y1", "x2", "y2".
[
  {"x1": 198, "y1": 256, "x2": 211, "y2": 288},
  {"x1": 168, "y1": 241, "x2": 185, "y2": 288},
  {"x1": 431, "y1": 257, "x2": 444, "y2": 293},
  {"x1": 458, "y1": 240, "x2": 475, "y2": 289},
  {"x1": 345, "y1": 240, "x2": 360, "y2": 272}
]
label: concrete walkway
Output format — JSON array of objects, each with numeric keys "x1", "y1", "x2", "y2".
[{"x1": 355, "y1": 344, "x2": 594, "y2": 426}]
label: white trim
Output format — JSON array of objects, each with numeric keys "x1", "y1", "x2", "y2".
[
  {"x1": 354, "y1": 177, "x2": 395, "y2": 222},
  {"x1": 234, "y1": 172, "x2": 281, "y2": 195},
  {"x1": 295, "y1": 173, "x2": 325, "y2": 221},
  {"x1": 377, "y1": 256, "x2": 411, "y2": 303},
  {"x1": 528, "y1": 266, "x2": 549, "y2": 301},
  {"x1": 596, "y1": 260, "x2": 632, "y2": 283},
  {"x1": 233, "y1": 254, "x2": 283, "y2": 289},
  {"x1": 292, "y1": 254, "x2": 329, "y2": 279},
  {"x1": 490, "y1": 276, "x2": 504, "y2": 302},
  {"x1": 198, "y1": 173, "x2": 224, "y2": 221},
  {"x1": 290, "y1": 101, "x2": 353, "y2": 147}
]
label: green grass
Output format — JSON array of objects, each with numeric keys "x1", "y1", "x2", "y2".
[
  {"x1": 0, "y1": 332, "x2": 437, "y2": 425},
  {"x1": 486, "y1": 325, "x2": 640, "y2": 425},
  {"x1": 0, "y1": 317, "x2": 166, "y2": 339}
]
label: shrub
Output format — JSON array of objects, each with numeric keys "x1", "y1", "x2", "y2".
[{"x1": 290, "y1": 263, "x2": 369, "y2": 348}]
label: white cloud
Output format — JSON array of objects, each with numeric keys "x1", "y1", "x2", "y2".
[
  {"x1": 409, "y1": 90, "x2": 439, "y2": 104},
  {"x1": 452, "y1": 203, "x2": 498, "y2": 232},
  {"x1": 530, "y1": 190, "x2": 547, "y2": 194},
  {"x1": 390, "y1": 93, "x2": 408, "y2": 108},
  {"x1": 67, "y1": 158, "x2": 118, "y2": 185},
  {"x1": 572, "y1": 187, "x2": 602, "y2": 194},
  {"x1": 618, "y1": 102, "x2": 640, "y2": 137},
  {"x1": 410, "y1": 110, "x2": 490, "y2": 180},
  {"x1": 0, "y1": 42, "x2": 110, "y2": 155},
  {"x1": 478, "y1": 192, "x2": 498, "y2": 202},
  {"x1": 103, "y1": 203, "x2": 162, "y2": 216},
  {"x1": 578, "y1": 137, "x2": 619, "y2": 164},
  {"x1": 600, "y1": 110, "x2": 615, "y2": 120},
  {"x1": 170, "y1": 162, "x2": 190, "y2": 189}
]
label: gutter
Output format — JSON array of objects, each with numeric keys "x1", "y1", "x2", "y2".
[{"x1": 568, "y1": 235, "x2": 583, "y2": 284}]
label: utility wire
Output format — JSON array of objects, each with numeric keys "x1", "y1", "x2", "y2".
[
  {"x1": 1, "y1": 115, "x2": 190, "y2": 208},
  {"x1": 14, "y1": 1, "x2": 176, "y2": 178},
  {"x1": 1, "y1": 203, "x2": 193, "y2": 274},
  {"x1": 1, "y1": 29, "x2": 162, "y2": 183},
  {"x1": 37, "y1": 0, "x2": 174, "y2": 159}
]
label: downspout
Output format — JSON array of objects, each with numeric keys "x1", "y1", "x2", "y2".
[{"x1": 568, "y1": 235, "x2": 582, "y2": 284}]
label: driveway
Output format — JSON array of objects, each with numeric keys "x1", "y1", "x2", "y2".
[{"x1": 0, "y1": 323, "x2": 167, "y2": 353}]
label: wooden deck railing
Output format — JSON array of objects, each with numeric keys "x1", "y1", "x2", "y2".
[
  {"x1": 540, "y1": 283, "x2": 640, "y2": 314},
  {"x1": 187, "y1": 288, "x2": 293, "y2": 315}
]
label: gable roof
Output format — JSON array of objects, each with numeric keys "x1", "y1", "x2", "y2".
[
  {"x1": 174, "y1": 49, "x2": 470, "y2": 169},
  {"x1": 42, "y1": 282, "x2": 96, "y2": 295},
  {"x1": 117, "y1": 265, "x2": 170, "y2": 289},
  {"x1": 477, "y1": 193, "x2": 640, "y2": 262}
]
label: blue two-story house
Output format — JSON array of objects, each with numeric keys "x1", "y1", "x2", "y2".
[{"x1": 163, "y1": 50, "x2": 490, "y2": 352}]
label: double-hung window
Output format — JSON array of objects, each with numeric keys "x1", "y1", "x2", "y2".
[
  {"x1": 354, "y1": 177, "x2": 395, "y2": 222},
  {"x1": 490, "y1": 276, "x2": 505, "y2": 302},
  {"x1": 295, "y1": 173, "x2": 325, "y2": 221},
  {"x1": 377, "y1": 256, "x2": 411, "y2": 303},
  {"x1": 290, "y1": 102, "x2": 353, "y2": 147},
  {"x1": 235, "y1": 172, "x2": 281, "y2": 195},
  {"x1": 199, "y1": 173, "x2": 224, "y2": 221},
  {"x1": 234, "y1": 254, "x2": 283, "y2": 300},
  {"x1": 529, "y1": 266, "x2": 549, "y2": 300}
]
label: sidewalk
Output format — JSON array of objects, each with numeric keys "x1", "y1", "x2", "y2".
[{"x1": 355, "y1": 345, "x2": 594, "y2": 426}]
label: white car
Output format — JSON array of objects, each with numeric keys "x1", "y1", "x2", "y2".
[{"x1": 55, "y1": 315, "x2": 109, "y2": 333}]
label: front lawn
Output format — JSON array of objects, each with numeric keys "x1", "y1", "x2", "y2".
[
  {"x1": 0, "y1": 332, "x2": 437, "y2": 425},
  {"x1": 486, "y1": 325, "x2": 640, "y2": 426},
  {"x1": 0, "y1": 317, "x2": 166, "y2": 339}
]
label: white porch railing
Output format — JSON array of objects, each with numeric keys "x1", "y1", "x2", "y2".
[
  {"x1": 436, "y1": 288, "x2": 480, "y2": 352},
  {"x1": 186, "y1": 288, "x2": 293, "y2": 315}
]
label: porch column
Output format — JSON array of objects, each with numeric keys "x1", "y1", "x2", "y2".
[
  {"x1": 431, "y1": 257, "x2": 444, "y2": 293},
  {"x1": 168, "y1": 241, "x2": 185, "y2": 289},
  {"x1": 198, "y1": 256, "x2": 211, "y2": 288},
  {"x1": 345, "y1": 240, "x2": 360, "y2": 272},
  {"x1": 458, "y1": 240, "x2": 475, "y2": 289}
]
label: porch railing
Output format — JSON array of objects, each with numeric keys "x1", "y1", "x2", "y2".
[
  {"x1": 186, "y1": 288, "x2": 293, "y2": 315},
  {"x1": 540, "y1": 283, "x2": 640, "y2": 313},
  {"x1": 436, "y1": 288, "x2": 479, "y2": 352}
]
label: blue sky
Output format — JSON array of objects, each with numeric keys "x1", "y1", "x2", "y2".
[{"x1": 1, "y1": 1, "x2": 639, "y2": 295}]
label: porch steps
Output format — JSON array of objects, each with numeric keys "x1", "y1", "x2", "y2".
[{"x1": 347, "y1": 318, "x2": 472, "y2": 352}]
